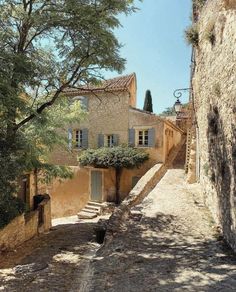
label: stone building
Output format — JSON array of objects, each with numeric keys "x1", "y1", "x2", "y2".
[
  {"x1": 187, "y1": 0, "x2": 236, "y2": 250},
  {"x1": 47, "y1": 73, "x2": 183, "y2": 218}
]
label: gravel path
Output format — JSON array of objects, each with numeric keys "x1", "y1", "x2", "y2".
[{"x1": 90, "y1": 169, "x2": 236, "y2": 292}]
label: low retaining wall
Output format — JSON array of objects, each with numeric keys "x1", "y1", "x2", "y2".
[
  {"x1": 0, "y1": 195, "x2": 51, "y2": 252},
  {"x1": 104, "y1": 163, "x2": 167, "y2": 244},
  {"x1": 0, "y1": 215, "x2": 25, "y2": 251}
]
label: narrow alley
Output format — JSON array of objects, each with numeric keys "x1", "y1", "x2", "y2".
[
  {"x1": 1, "y1": 169, "x2": 236, "y2": 291},
  {"x1": 90, "y1": 169, "x2": 236, "y2": 292}
]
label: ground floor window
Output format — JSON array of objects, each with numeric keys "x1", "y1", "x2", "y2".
[{"x1": 105, "y1": 134, "x2": 114, "y2": 147}]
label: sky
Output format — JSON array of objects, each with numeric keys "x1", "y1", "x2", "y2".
[{"x1": 105, "y1": 0, "x2": 192, "y2": 114}]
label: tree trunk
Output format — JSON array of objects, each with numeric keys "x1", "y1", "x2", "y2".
[{"x1": 115, "y1": 167, "x2": 122, "y2": 205}]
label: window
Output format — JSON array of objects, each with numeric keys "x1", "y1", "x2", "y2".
[
  {"x1": 106, "y1": 135, "x2": 114, "y2": 147},
  {"x1": 75, "y1": 130, "x2": 83, "y2": 148},
  {"x1": 138, "y1": 130, "x2": 149, "y2": 146},
  {"x1": 72, "y1": 96, "x2": 88, "y2": 110}
]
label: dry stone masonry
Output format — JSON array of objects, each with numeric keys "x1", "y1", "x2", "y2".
[{"x1": 191, "y1": 0, "x2": 236, "y2": 250}]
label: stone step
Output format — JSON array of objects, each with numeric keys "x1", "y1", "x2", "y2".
[
  {"x1": 83, "y1": 207, "x2": 100, "y2": 214},
  {"x1": 77, "y1": 211, "x2": 97, "y2": 219},
  {"x1": 87, "y1": 201, "x2": 103, "y2": 208},
  {"x1": 85, "y1": 205, "x2": 101, "y2": 211}
]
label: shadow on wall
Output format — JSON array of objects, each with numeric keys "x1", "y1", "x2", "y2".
[{"x1": 207, "y1": 105, "x2": 236, "y2": 248}]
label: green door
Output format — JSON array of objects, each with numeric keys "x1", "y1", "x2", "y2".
[{"x1": 91, "y1": 171, "x2": 102, "y2": 202}]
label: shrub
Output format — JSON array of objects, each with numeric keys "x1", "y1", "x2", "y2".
[
  {"x1": 185, "y1": 25, "x2": 199, "y2": 47},
  {"x1": 205, "y1": 21, "x2": 216, "y2": 46},
  {"x1": 0, "y1": 196, "x2": 26, "y2": 229}
]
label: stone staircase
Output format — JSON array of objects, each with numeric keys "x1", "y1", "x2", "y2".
[
  {"x1": 165, "y1": 136, "x2": 187, "y2": 169},
  {"x1": 172, "y1": 141, "x2": 187, "y2": 168},
  {"x1": 77, "y1": 201, "x2": 103, "y2": 219}
]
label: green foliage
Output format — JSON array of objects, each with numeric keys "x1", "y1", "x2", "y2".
[
  {"x1": 185, "y1": 25, "x2": 199, "y2": 47},
  {"x1": 160, "y1": 107, "x2": 175, "y2": 116},
  {"x1": 0, "y1": 196, "x2": 25, "y2": 229},
  {"x1": 0, "y1": 0, "x2": 137, "y2": 213},
  {"x1": 205, "y1": 22, "x2": 216, "y2": 46},
  {"x1": 79, "y1": 146, "x2": 149, "y2": 204},
  {"x1": 143, "y1": 90, "x2": 153, "y2": 113},
  {"x1": 79, "y1": 146, "x2": 149, "y2": 170}
]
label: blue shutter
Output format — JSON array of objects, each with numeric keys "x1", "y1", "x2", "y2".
[
  {"x1": 81, "y1": 97, "x2": 88, "y2": 111},
  {"x1": 98, "y1": 134, "x2": 104, "y2": 148},
  {"x1": 82, "y1": 128, "x2": 88, "y2": 149},
  {"x1": 68, "y1": 128, "x2": 73, "y2": 150},
  {"x1": 128, "y1": 129, "x2": 135, "y2": 146},
  {"x1": 148, "y1": 128, "x2": 155, "y2": 147},
  {"x1": 113, "y1": 134, "x2": 119, "y2": 146}
]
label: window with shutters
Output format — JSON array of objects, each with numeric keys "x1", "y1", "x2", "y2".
[
  {"x1": 138, "y1": 130, "x2": 149, "y2": 146},
  {"x1": 131, "y1": 127, "x2": 155, "y2": 148},
  {"x1": 72, "y1": 96, "x2": 88, "y2": 110},
  {"x1": 105, "y1": 134, "x2": 114, "y2": 147},
  {"x1": 75, "y1": 129, "x2": 83, "y2": 148}
]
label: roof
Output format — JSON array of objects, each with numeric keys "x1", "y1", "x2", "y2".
[
  {"x1": 64, "y1": 73, "x2": 136, "y2": 95},
  {"x1": 129, "y1": 107, "x2": 184, "y2": 134}
]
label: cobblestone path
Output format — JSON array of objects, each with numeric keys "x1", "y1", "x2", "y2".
[
  {"x1": 0, "y1": 219, "x2": 100, "y2": 291},
  {"x1": 1, "y1": 169, "x2": 236, "y2": 291},
  {"x1": 90, "y1": 169, "x2": 236, "y2": 292}
]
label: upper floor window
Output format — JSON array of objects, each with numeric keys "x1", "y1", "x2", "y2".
[
  {"x1": 138, "y1": 130, "x2": 149, "y2": 147},
  {"x1": 98, "y1": 134, "x2": 119, "y2": 148},
  {"x1": 128, "y1": 128, "x2": 155, "y2": 148},
  {"x1": 106, "y1": 135, "x2": 114, "y2": 147},
  {"x1": 75, "y1": 130, "x2": 83, "y2": 148},
  {"x1": 72, "y1": 96, "x2": 88, "y2": 111},
  {"x1": 68, "y1": 128, "x2": 88, "y2": 150}
]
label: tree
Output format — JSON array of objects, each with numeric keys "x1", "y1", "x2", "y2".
[
  {"x1": 160, "y1": 107, "x2": 175, "y2": 116},
  {"x1": 0, "y1": 1, "x2": 137, "y2": 208},
  {"x1": 78, "y1": 146, "x2": 149, "y2": 204},
  {"x1": 143, "y1": 90, "x2": 153, "y2": 112}
]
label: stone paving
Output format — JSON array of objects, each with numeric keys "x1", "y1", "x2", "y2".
[
  {"x1": 0, "y1": 217, "x2": 102, "y2": 292},
  {"x1": 89, "y1": 169, "x2": 236, "y2": 292},
  {"x1": 1, "y1": 169, "x2": 236, "y2": 291}
]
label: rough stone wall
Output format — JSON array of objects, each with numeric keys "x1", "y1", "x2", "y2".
[
  {"x1": 0, "y1": 195, "x2": 51, "y2": 251},
  {"x1": 50, "y1": 90, "x2": 130, "y2": 166},
  {"x1": 0, "y1": 215, "x2": 25, "y2": 251},
  {"x1": 192, "y1": 0, "x2": 236, "y2": 249},
  {"x1": 24, "y1": 211, "x2": 39, "y2": 241}
]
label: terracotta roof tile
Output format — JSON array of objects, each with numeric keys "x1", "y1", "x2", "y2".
[{"x1": 64, "y1": 73, "x2": 136, "y2": 95}]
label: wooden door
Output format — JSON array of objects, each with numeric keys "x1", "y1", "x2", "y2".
[{"x1": 91, "y1": 171, "x2": 102, "y2": 202}]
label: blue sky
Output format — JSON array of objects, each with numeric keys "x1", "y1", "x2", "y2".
[{"x1": 105, "y1": 0, "x2": 192, "y2": 114}]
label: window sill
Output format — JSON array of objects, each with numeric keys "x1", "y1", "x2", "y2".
[{"x1": 136, "y1": 145, "x2": 154, "y2": 149}]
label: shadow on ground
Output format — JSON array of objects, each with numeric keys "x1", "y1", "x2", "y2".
[
  {"x1": 91, "y1": 212, "x2": 236, "y2": 292},
  {"x1": 0, "y1": 221, "x2": 99, "y2": 292}
]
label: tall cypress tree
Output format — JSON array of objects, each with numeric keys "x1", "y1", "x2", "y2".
[{"x1": 143, "y1": 90, "x2": 153, "y2": 112}]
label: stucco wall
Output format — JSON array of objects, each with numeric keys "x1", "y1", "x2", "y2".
[
  {"x1": 192, "y1": 0, "x2": 236, "y2": 250},
  {"x1": 129, "y1": 109, "x2": 165, "y2": 162},
  {"x1": 48, "y1": 166, "x2": 89, "y2": 218}
]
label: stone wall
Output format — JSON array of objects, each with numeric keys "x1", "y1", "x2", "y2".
[
  {"x1": 0, "y1": 215, "x2": 25, "y2": 251},
  {"x1": 0, "y1": 195, "x2": 51, "y2": 251},
  {"x1": 192, "y1": 0, "x2": 236, "y2": 250},
  {"x1": 50, "y1": 90, "x2": 130, "y2": 166}
]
